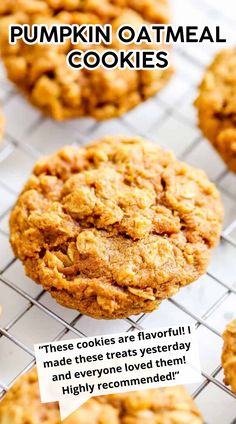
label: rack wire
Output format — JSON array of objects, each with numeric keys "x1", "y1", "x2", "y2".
[{"x1": 0, "y1": 0, "x2": 236, "y2": 422}]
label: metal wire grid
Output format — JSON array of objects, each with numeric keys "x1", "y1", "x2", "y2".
[{"x1": 0, "y1": 0, "x2": 235, "y2": 422}]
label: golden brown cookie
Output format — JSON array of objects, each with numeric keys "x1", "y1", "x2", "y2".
[
  {"x1": 0, "y1": 368, "x2": 203, "y2": 424},
  {"x1": 9, "y1": 136, "x2": 223, "y2": 319},
  {"x1": 195, "y1": 48, "x2": 236, "y2": 173},
  {"x1": 222, "y1": 319, "x2": 236, "y2": 394},
  {"x1": 0, "y1": 0, "x2": 172, "y2": 121}
]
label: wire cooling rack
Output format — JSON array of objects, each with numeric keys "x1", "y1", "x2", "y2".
[{"x1": 0, "y1": 0, "x2": 236, "y2": 423}]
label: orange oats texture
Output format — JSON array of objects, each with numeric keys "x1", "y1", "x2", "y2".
[
  {"x1": 0, "y1": 0, "x2": 173, "y2": 120},
  {"x1": 222, "y1": 319, "x2": 236, "y2": 394},
  {"x1": 195, "y1": 48, "x2": 236, "y2": 173},
  {"x1": 10, "y1": 137, "x2": 223, "y2": 319},
  {"x1": 0, "y1": 368, "x2": 204, "y2": 424}
]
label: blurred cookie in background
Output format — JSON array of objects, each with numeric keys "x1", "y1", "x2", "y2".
[
  {"x1": 222, "y1": 318, "x2": 236, "y2": 394},
  {"x1": 0, "y1": 0, "x2": 173, "y2": 121},
  {"x1": 0, "y1": 368, "x2": 204, "y2": 424},
  {"x1": 195, "y1": 48, "x2": 236, "y2": 173}
]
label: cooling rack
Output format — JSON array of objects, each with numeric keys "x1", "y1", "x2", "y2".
[{"x1": 0, "y1": 0, "x2": 235, "y2": 422}]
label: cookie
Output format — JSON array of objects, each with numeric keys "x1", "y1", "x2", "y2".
[
  {"x1": 0, "y1": 369, "x2": 203, "y2": 424},
  {"x1": 9, "y1": 137, "x2": 223, "y2": 319},
  {"x1": 0, "y1": 0, "x2": 172, "y2": 121},
  {"x1": 222, "y1": 319, "x2": 236, "y2": 394},
  {"x1": 195, "y1": 48, "x2": 236, "y2": 173}
]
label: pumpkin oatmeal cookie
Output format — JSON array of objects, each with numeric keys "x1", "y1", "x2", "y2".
[
  {"x1": 0, "y1": 0, "x2": 172, "y2": 121},
  {"x1": 195, "y1": 48, "x2": 236, "y2": 173},
  {"x1": 9, "y1": 137, "x2": 223, "y2": 319},
  {"x1": 222, "y1": 319, "x2": 236, "y2": 394},
  {"x1": 0, "y1": 368, "x2": 204, "y2": 424}
]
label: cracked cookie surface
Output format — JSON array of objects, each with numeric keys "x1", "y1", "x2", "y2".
[
  {"x1": 195, "y1": 48, "x2": 236, "y2": 173},
  {"x1": 10, "y1": 137, "x2": 223, "y2": 319},
  {"x1": 222, "y1": 319, "x2": 236, "y2": 394},
  {"x1": 0, "y1": 0, "x2": 172, "y2": 121},
  {"x1": 0, "y1": 369, "x2": 204, "y2": 424}
]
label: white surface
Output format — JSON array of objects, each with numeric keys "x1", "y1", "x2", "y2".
[{"x1": 0, "y1": 0, "x2": 236, "y2": 422}]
